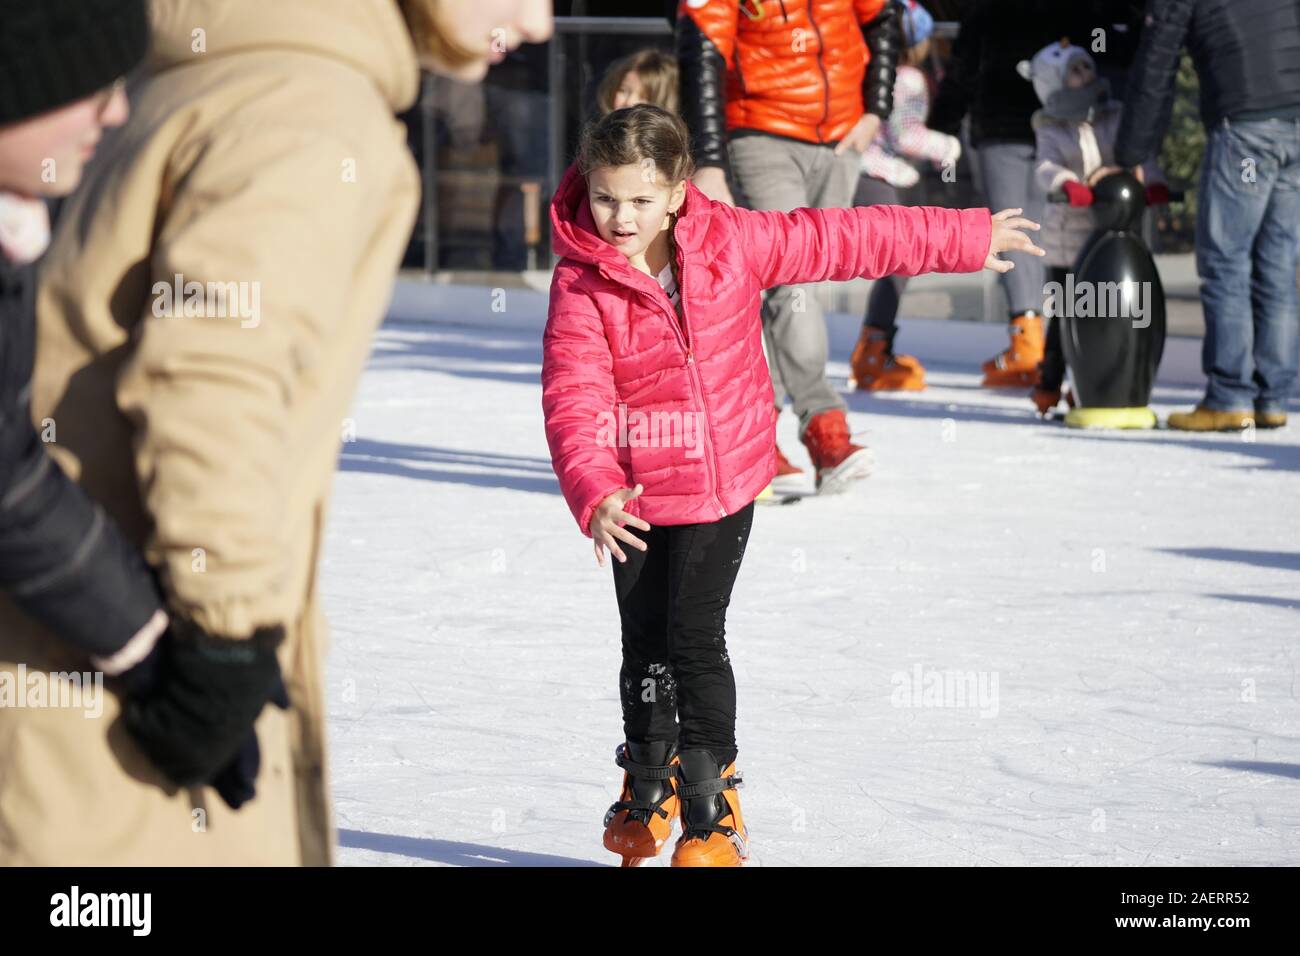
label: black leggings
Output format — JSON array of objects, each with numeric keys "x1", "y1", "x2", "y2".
[{"x1": 611, "y1": 502, "x2": 754, "y2": 767}]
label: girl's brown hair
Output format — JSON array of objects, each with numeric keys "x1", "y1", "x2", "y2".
[
  {"x1": 578, "y1": 105, "x2": 695, "y2": 288},
  {"x1": 596, "y1": 48, "x2": 680, "y2": 116},
  {"x1": 576, "y1": 104, "x2": 696, "y2": 186}
]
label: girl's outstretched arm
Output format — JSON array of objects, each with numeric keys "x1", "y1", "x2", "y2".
[{"x1": 723, "y1": 201, "x2": 994, "y2": 290}]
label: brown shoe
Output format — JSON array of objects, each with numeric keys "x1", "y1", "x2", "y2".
[
  {"x1": 1166, "y1": 406, "x2": 1255, "y2": 432},
  {"x1": 1255, "y1": 410, "x2": 1288, "y2": 429}
]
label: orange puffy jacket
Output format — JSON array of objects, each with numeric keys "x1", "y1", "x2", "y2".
[{"x1": 676, "y1": 0, "x2": 903, "y2": 167}]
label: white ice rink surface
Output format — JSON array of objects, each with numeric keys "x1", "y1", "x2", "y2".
[{"x1": 324, "y1": 303, "x2": 1300, "y2": 867}]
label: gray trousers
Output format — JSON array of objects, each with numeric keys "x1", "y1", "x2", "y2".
[
  {"x1": 973, "y1": 141, "x2": 1046, "y2": 316},
  {"x1": 727, "y1": 134, "x2": 861, "y2": 435},
  {"x1": 855, "y1": 143, "x2": 1047, "y2": 331}
]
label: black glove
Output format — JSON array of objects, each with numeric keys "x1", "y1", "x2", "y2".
[
  {"x1": 115, "y1": 632, "x2": 166, "y2": 698},
  {"x1": 209, "y1": 676, "x2": 291, "y2": 810},
  {"x1": 121, "y1": 617, "x2": 286, "y2": 788}
]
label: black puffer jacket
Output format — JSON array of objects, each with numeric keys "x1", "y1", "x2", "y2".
[
  {"x1": 0, "y1": 252, "x2": 161, "y2": 658},
  {"x1": 930, "y1": 1, "x2": 1143, "y2": 148},
  {"x1": 1115, "y1": 0, "x2": 1300, "y2": 168}
]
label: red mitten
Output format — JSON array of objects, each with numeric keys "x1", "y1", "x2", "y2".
[
  {"x1": 1144, "y1": 183, "x2": 1171, "y2": 205},
  {"x1": 1062, "y1": 181, "x2": 1094, "y2": 207}
]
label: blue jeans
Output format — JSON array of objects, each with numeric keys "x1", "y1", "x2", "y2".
[{"x1": 1196, "y1": 116, "x2": 1300, "y2": 413}]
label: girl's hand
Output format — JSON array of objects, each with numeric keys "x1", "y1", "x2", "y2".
[
  {"x1": 589, "y1": 484, "x2": 652, "y2": 567},
  {"x1": 984, "y1": 208, "x2": 1045, "y2": 274}
]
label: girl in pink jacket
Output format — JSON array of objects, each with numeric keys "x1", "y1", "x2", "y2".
[{"x1": 541, "y1": 104, "x2": 1041, "y2": 867}]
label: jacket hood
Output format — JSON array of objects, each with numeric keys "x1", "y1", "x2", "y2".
[
  {"x1": 1019, "y1": 41, "x2": 1111, "y2": 124},
  {"x1": 549, "y1": 160, "x2": 713, "y2": 276},
  {"x1": 146, "y1": 0, "x2": 420, "y2": 112}
]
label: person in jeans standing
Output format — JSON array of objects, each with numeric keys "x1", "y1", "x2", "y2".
[
  {"x1": 676, "y1": 0, "x2": 903, "y2": 494},
  {"x1": 1115, "y1": 0, "x2": 1300, "y2": 431}
]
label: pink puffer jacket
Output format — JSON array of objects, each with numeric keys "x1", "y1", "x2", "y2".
[{"x1": 542, "y1": 161, "x2": 991, "y2": 535}]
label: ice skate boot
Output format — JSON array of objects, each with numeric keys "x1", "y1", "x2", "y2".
[
  {"x1": 603, "y1": 741, "x2": 680, "y2": 867},
  {"x1": 670, "y1": 749, "x2": 748, "y2": 868},
  {"x1": 849, "y1": 327, "x2": 925, "y2": 391},
  {"x1": 982, "y1": 312, "x2": 1044, "y2": 387}
]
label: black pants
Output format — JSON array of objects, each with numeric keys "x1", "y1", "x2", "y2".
[
  {"x1": 611, "y1": 502, "x2": 754, "y2": 767},
  {"x1": 1042, "y1": 265, "x2": 1069, "y2": 392}
]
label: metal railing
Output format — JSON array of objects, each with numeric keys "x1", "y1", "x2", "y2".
[
  {"x1": 408, "y1": 16, "x2": 963, "y2": 275},
  {"x1": 548, "y1": 17, "x2": 674, "y2": 217}
]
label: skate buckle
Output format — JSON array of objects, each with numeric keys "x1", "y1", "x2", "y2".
[{"x1": 614, "y1": 745, "x2": 677, "y2": 781}]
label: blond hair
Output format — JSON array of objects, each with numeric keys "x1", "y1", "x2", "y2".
[{"x1": 596, "y1": 49, "x2": 680, "y2": 116}]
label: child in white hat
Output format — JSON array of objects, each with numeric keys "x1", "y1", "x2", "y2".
[{"x1": 1019, "y1": 39, "x2": 1165, "y2": 415}]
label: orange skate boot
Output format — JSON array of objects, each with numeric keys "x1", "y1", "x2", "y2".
[
  {"x1": 849, "y1": 326, "x2": 925, "y2": 391},
  {"x1": 603, "y1": 741, "x2": 680, "y2": 867},
  {"x1": 670, "y1": 749, "x2": 748, "y2": 868},
  {"x1": 981, "y1": 311, "x2": 1045, "y2": 387}
]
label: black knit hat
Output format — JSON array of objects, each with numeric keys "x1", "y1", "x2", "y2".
[{"x1": 0, "y1": 0, "x2": 150, "y2": 126}]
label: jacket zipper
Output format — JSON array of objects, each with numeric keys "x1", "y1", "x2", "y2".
[
  {"x1": 807, "y1": 0, "x2": 830, "y2": 144},
  {"x1": 675, "y1": 244, "x2": 726, "y2": 517},
  {"x1": 647, "y1": 250, "x2": 726, "y2": 519}
]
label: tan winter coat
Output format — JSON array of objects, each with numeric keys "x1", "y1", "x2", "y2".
[{"x1": 0, "y1": 0, "x2": 420, "y2": 865}]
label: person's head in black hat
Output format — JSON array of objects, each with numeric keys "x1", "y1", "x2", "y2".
[{"x1": 0, "y1": 0, "x2": 150, "y2": 198}]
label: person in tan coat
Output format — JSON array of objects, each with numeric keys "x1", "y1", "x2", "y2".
[{"x1": 0, "y1": 0, "x2": 551, "y2": 866}]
